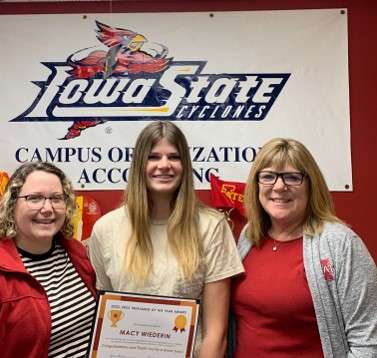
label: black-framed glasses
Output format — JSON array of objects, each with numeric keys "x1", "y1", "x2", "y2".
[
  {"x1": 18, "y1": 194, "x2": 67, "y2": 210},
  {"x1": 257, "y1": 171, "x2": 306, "y2": 186}
]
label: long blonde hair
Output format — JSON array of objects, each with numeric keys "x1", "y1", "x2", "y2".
[
  {"x1": 244, "y1": 138, "x2": 341, "y2": 246},
  {"x1": 124, "y1": 121, "x2": 202, "y2": 283}
]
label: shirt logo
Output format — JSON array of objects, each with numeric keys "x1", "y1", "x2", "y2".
[{"x1": 320, "y1": 258, "x2": 334, "y2": 281}]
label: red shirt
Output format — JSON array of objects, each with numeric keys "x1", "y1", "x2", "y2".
[{"x1": 231, "y1": 236, "x2": 324, "y2": 358}]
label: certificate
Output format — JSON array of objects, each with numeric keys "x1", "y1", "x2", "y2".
[{"x1": 88, "y1": 291, "x2": 200, "y2": 358}]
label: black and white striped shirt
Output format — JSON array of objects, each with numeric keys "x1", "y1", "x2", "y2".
[{"x1": 19, "y1": 241, "x2": 96, "y2": 358}]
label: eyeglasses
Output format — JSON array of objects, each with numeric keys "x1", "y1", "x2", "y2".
[
  {"x1": 257, "y1": 171, "x2": 306, "y2": 186},
  {"x1": 18, "y1": 194, "x2": 67, "y2": 210}
]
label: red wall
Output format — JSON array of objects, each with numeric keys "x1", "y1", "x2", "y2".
[{"x1": 1, "y1": 0, "x2": 376, "y2": 262}]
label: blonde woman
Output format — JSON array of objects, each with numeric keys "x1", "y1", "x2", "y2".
[
  {"x1": 88, "y1": 121, "x2": 244, "y2": 357},
  {"x1": 230, "y1": 138, "x2": 377, "y2": 358}
]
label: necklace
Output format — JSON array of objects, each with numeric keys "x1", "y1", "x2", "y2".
[
  {"x1": 272, "y1": 239, "x2": 279, "y2": 252},
  {"x1": 269, "y1": 226, "x2": 303, "y2": 252}
]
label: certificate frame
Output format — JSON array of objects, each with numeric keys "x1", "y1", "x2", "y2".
[{"x1": 88, "y1": 291, "x2": 200, "y2": 358}]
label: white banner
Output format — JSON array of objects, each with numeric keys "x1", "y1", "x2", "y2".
[{"x1": 0, "y1": 9, "x2": 351, "y2": 190}]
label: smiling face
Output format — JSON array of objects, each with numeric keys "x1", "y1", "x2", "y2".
[
  {"x1": 145, "y1": 138, "x2": 183, "y2": 202},
  {"x1": 14, "y1": 171, "x2": 66, "y2": 253},
  {"x1": 258, "y1": 163, "x2": 309, "y2": 230}
]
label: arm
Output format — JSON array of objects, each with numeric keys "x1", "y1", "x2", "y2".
[
  {"x1": 338, "y1": 232, "x2": 377, "y2": 357},
  {"x1": 86, "y1": 230, "x2": 113, "y2": 290},
  {"x1": 199, "y1": 278, "x2": 231, "y2": 358}
]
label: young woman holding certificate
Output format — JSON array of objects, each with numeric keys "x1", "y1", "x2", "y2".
[{"x1": 88, "y1": 121, "x2": 244, "y2": 357}]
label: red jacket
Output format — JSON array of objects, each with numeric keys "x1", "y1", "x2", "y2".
[{"x1": 0, "y1": 236, "x2": 97, "y2": 358}]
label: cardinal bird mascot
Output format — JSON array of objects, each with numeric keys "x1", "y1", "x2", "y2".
[
  {"x1": 62, "y1": 21, "x2": 171, "y2": 139},
  {"x1": 69, "y1": 21, "x2": 171, "y2": 79}
]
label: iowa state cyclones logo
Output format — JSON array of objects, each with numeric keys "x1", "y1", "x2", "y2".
[{"x1": 12, "y1": 21, "x2": 290, "y2": 139}]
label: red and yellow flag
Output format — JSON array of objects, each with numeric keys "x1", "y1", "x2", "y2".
[
  {"x1": 72, "y1": 194, "x2": 102, "y2": 241},
  {"x1": 210, "y1": 174, "x2": 246, "y2": 217},
  {"x1": 0, "y1": 171, "x2": 9, "y2": 197}
]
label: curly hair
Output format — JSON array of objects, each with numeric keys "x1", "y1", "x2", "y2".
[{"x1": 0, "y1": 162, "x2": 76, "y2": 239}]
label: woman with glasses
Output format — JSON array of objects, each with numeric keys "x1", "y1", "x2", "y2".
[
  {"x1": 88, "y1": 121, "x2": 244, "y2": 357},
  {"x1": 0, "y1": 162, "x2": 97, "y2": 358},
  {"x1": 230, "y1": 138, "x2": 377, "y2": 357}
]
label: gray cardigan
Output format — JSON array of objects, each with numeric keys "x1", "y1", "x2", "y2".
[{"x1": 234, "y1": 222, "x2": 377, "y2": 358}]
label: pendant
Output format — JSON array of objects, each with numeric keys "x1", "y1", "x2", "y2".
[{"x1": 272, "y1": 245, "x2": 278, "y2": 251}]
